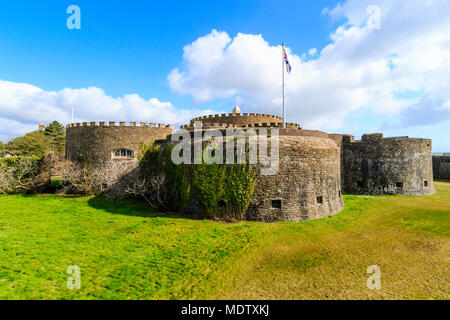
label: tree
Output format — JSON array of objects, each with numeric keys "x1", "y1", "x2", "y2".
[
  {"x1": 6, "y1": 131, "x2": 51, "y2": 157},
  {"x1": 44, "y1": 121, "x2": 66, "y2": 153},
  {"x1": 0, "y1": 142, "x2": 6, "y2": 157}
]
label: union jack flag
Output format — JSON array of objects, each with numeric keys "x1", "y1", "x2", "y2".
[{"x1": 283, "y1": 47, "x2": 292, "y2": 74}]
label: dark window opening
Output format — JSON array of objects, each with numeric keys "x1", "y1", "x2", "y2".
[
  {"x1": 271, "y1": 199, "x2": 282, "y2": 209},
  {"x1": 317, "y1": 196, "x2": 323, "y2": 204},
  {"x1": 424, "y1": 181, "x2": 428, "y2": 187},
  {"x1": 396, "y1": 182, "x2": 403, "y2": 188},
  {"x1": 339, "y1": 191, "x2": 341, "y2": 197},
  {"x1": 114, "y1": 149, "x2": 134, "y2": 158}
]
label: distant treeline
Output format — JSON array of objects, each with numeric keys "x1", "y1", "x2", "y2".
[{"x1": 0, "y1": 121, "x2": 65, "y2": 158}]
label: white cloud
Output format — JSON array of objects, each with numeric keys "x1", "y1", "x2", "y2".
[
  {"x1": 0, "y1": 79, "x2": 214, "y2": 139},
  {"x1": 0, "y1": 117, "x2": 36, "y2": 142},
  {"x1": 308, "y1": 48, "x2": 317, "y2": 56},
  {"x1": 168, "y1": 0, "x2": 450, "y2": 130}
]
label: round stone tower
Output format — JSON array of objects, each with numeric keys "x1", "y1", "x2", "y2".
[
  {"x1": 342, "y1": 133, "x2": 435, "y2": 195},
  {"x1": 184, "y1": 112, "x2": 300, "y2": 129},
  {"x1": 247, "y1": 135, "x2": 344, "y2": 222},
  {"x1": 66, "y1": 121, "x2": 173, "y2": 167}
]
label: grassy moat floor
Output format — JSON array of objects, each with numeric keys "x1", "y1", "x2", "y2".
[{"x1": 0, "y1": 181, "x2": 449, "y2": 300}]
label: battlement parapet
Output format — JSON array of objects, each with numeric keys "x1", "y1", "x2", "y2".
[
  {"x1": 183, "y1": 112, "x2": 301, "y2": 131},
  {"x1": 189, "y1": 112, "x2": 284, "y2": 126},
  {"x1": 179, "y1": 121, "x2": 302, "y2": 131},
  {"x1": 343, "y1": 133, "x2": 431, "y2": 146},
  {"x1": 286, "y1": 122, "x2": 300, "y2": 129},
  {"x1": 67, "y1": 122, "x2": 174, "y2": 129}
]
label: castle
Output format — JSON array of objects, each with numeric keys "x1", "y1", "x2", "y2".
[{"x1": 66, "y1": 107, "x2": 435, "y2": 222}]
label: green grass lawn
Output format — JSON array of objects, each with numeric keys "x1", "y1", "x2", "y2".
[{"x1": 0, "y1": 181, "x2": 449, "y2": 300}]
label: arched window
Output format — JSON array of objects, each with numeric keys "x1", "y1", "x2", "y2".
[{"x1": 113, "y1": 149, "x2": 134, "y2": 158}]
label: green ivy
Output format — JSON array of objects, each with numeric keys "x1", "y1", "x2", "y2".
[
  {"x1": 192, "y1": 162, "x2": 227, "y2": 217},
  {"x1": 138, "y1": 144, "x2": 257, "y2": 221},
  {"x1": 224, "y1": 164, "x2": 256, "y2": 220}
]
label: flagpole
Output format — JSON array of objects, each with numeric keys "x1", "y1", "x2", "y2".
[{"x1": 282, "y1": 43, "x2": 286, "y2": 128}]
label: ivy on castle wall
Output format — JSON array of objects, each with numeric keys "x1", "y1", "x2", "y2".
[
  {"x1": 192, "y1": 162, "x2": 227, "y2": 217},
  {"x1": 138, "y1": 143, "x2": 257, "y2": 221},
  {"x1": 223, "y1": 164, "x2": 256, "y2": 220}
]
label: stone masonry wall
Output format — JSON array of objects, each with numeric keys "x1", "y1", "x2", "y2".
[
  {"x1": 190, "y1": 113, "x2": 283, "y2": 126},
  {"x1": 342, "y1": 133, "x2": 435, "y2": 195},
  {"x1": 64, "y1": 112, "x2": 436, "y2": 223},
  {"x1": 186, "y1": 113, "x2": 300, "y2": 129},
  {"x1": 433, "y1": 156, "x2": 450, "y2": 179},
  {"x1": 247, "y1": 136, "x2": 344, "y2": 222},
  {"x1": 66, "y1": 122, "x2": 173, "y2": 167}
]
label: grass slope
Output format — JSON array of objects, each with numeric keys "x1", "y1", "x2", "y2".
[{"x1": 0, "y1": 181, "x2": 449, "y2": 300}]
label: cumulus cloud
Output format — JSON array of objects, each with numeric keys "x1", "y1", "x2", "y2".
[
  {"x1": 0, "y1": 79, "x2": 214, "y2": 140},
  {"x1": 168, "y1": 0, "x2": 450, "y2": 130},
  {"x1": 0, "y1": 117, "x2": 36, "y2": 142}
]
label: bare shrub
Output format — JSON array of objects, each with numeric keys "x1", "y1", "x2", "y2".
[
  {"x1": 121, "y1": 171, "x2": 173, "y2": 209},
  {"x1": 57, "y1": 158, "x2": 175, "y2": 211},
  {"x1": 0, "y1": 162, "x2": 9, "y2": 194},
  {"x1": 58, "y1": 161, "x2": 134, "y2": 195},
  {"x1": 0, "y1": 157, "x2": 45, "y2": 194}
]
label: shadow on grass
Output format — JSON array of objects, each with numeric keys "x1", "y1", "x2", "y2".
[{"x1": 87, "y1": 195, "x2": 191, "y2": 220}]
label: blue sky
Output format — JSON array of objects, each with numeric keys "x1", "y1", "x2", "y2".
[
  {"x1": 0, "y1": 0, "x2": 449, "y2": 152},
  {"x1": 0, "y1": 1, "x2": 337, "y2": 102}
]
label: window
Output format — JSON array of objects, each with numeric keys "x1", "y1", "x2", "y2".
[
  {"x1": 424, "y1": 181, "x2": 428, "y2": 187},
  {"x1": 113, "y1": 149, "x2": 134, "y2": 158},
  {"x1": 271, "y1": 199, "x2": 282, "y2": 209},
  {"x1": 396, "y1": 182, "x2": 403, "y2": 188},
  {"x1": 339, "y1": 191, "x2": 341, "y2": 198},
  {"x1": 317, "y1": 196, "x2": 323, "y2": 204}
]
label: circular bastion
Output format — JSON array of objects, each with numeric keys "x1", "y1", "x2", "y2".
[
  {"x1": 342, "y1": 133, "x2": 435, "y2": 195},
  {"x1": 66, "y1": 121, "x2": 173, "y2": 166},
  {"x1": 183, "y1": 112, "x2": 301, "y2": 130},
  {"x1": 247, "y1": 135, "x2": 344, "y2": 222}
]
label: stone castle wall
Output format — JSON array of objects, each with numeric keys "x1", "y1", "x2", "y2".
[
  {"x1": 185, "y1": 113, "x2": 300, "y2": 129},
  {"x1": 433, "y1": 156, "x2": 450, "y2": 179},
  {"x1": 342, "y1": 133, "x2": 434, "y2": 195},
  {"x1": 64, "y1": 112, "x2": 436, "y2": 222},
  {"x1": 247, "y1": 136, "x2": 344, "y2": 222},
  {"x1": 161, "y1": 133, "x2": 344, "y2": 222},
  {"x1": 66, "y1": 122, "x2": 173, "y2": 166}
]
